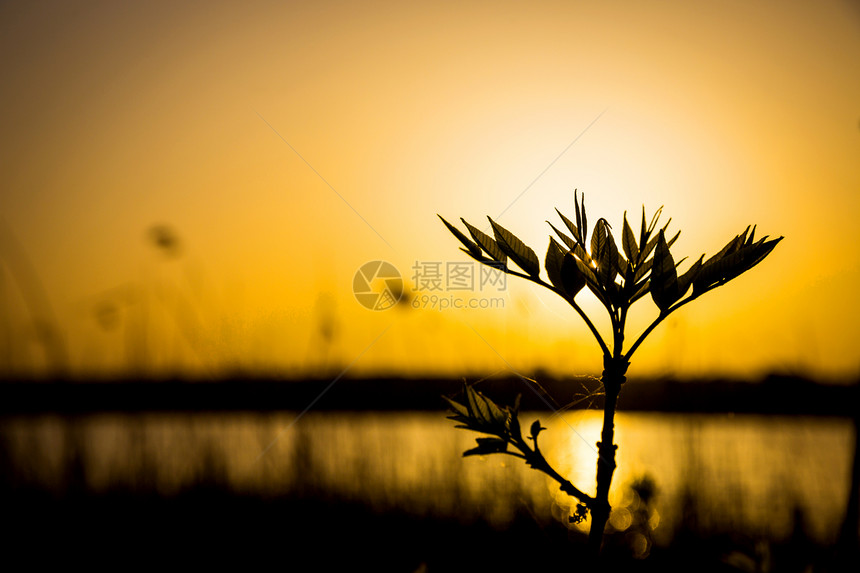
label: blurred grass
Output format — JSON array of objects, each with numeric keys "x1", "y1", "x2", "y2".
[{"x1": 1, "y1": 407, "x2": 857, "y2": 571}]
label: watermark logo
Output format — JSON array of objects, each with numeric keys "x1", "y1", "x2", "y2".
[
  {"x1": 353, "y1": 259, "x2": 508, "y2": 311},
  {"x1": 353, "y1": 260, "x2": 403, "y2": 311}
]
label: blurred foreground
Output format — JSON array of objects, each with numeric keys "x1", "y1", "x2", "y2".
[{"x1": 1, "y1": 379, "x2": 858, "y2": 571}]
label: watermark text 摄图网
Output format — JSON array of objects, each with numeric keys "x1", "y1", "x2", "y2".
[
  {"x1": 411, "y1": 260, "x2": 507, "y2": 292},
  {"x1": 352, "y1": 260, "x2": 508, "y2": 311},
  {"x1": 411, "y1": 293, "x2": 506, "y2": 312}
]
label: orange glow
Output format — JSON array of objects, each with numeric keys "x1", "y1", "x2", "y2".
[{"x1": 0, "y1": 0, "x2": 858, "y2": 380}]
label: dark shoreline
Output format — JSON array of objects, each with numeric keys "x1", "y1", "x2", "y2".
[{"x1": 0, "y1": 372, "x2": 856, "y2": 416}]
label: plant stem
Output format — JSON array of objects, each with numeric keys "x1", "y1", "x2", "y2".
[
  {"x1": 525, "y1": 275, "x2": 610, "y2": 356},
  {"x1": 516, "y1": 440, "x2": 594, "y2": 505},
  {"x1": 587, "y1": 357, "x2": 627, "y2": 559}
]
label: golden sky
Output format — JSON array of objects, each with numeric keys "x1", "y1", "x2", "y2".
[{"x1": 1, "y1": 0, "x2": 858, "y2": 380}]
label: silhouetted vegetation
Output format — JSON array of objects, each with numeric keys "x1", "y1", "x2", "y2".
[
  {"x1": 440, "y1": 191, "x2": 782, "y2": 561},
  {"x1": 0, "y1": 445, "x2": 852, "y2": 571}
]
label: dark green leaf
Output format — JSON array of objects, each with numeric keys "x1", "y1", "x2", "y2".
[
  {"x1": 548, "y1": 221, "x2": 578, "y2": 251},
  {"x1": 693, "y1": 236, "x2": 782, "y2": 294},
  {"x1": 438, "y1": 215, "x2": 482, "y2": 259},
  {"x1": 601, "y1": 234, "x2": 619, "y2": 287},
  {"x1": 703, "y1": 227, "x2": 749, "y2": 269},
  {"x1": 695, "y1": 229, "x2": 745, "y2": 278},
  {"x1": 464, "y1": 384, "x2": 508, "y2": 428},
  {"x1": 545, "y1": 237, "x2": 566, "y2": 292},
  {"x1": 506, "y1": 396, "x2": 523, "y2": 440},
  {"x1": 560, "y1": 252, "x2": 586, "y2": 299},
  {"x1": 546, "y1": 238, "x2": 587, "y2": 301},
  {"x1": 489, "y1": 218, "x2": 541, "y2": 277},
  {"x1": 461, "y1": 219, "x2": 507, "y2": 264},
  {"x1": 464, "y1": 384, "x2": 490, "y2": 424},
  {"x1": 529, "y1": 420, "x2": 547, "y2": 439},
  {"x1": 633, "y1": 256, "x2": 654, "y2": 283},
  {"x1": 616, "y1": 252, "x2": 628, "y2": 277},
  {"x1": 442, "y1": 395, "x2": 469, "y2": 418},
  {"x1": 666, "y1": 228, "x2": 680, "y2": 249},
  {"x1": 640, "y1": 231, "x2": 660, "y2": 265},
  {"x1": 745, "y1": 225, "x2": 756, "y2": 247},
  {"x1": 630, "y1": 278, "x2": 650, "y2": 303},
  {"x1": 459, "y1": 247, "x2": 489, "y2": 264},
  {"x1": 463, "y1": 437, "x2": 508, "y2": 457},
  {"x1": 572, "y1": 253, "x2": 599, "y2": 290},
  {"x1": 650, "y1": 230, "x2": 681, "y2": 312},
  {"x1": 574, "y1": 190, "x2": 588, "y2": 245},
  {"x1": 586, "y1": 281, "x2": 610, "y2": 308},
  {"x1": 677, "y1": 255, "x2": 704, "y2": 298},
  {"x1": 573, "y1": 241, "x2": 594, "y2": 267},
  {"x1": 639, "y1": 226, "x2": 677, "y2": 267},
  {"x1": 555, "y1": 208, "x2": 583, "y2": 246},
  {"x1": 590, "y1": 219, "x2": 618, "y2": 287},
  {"x1": 647, "y1": 206, "x2": 664, "y2": 236},
  {"x1": 622, "y1": 211, "x2": 639, "y2": 265},
  {"x1": 590, "y1": 218, "x2": 608, "y2": 262},
  {"x1": 608, "y1": 281, "x2": 626, "y2": 308}
]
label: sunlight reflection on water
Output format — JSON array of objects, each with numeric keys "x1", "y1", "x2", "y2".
[{"x1": 0, "y1": 411, "x2": 852, "y2": 546}]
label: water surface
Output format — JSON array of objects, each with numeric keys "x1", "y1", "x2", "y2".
[{"x1": 1, "y1": 410, "x2": 853, "y2": 546}]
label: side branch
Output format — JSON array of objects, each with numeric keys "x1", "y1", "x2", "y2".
[
  {"x1": 446, "y1": 384, "x2": 595, "y2": 507},
  {"x1": 521, "y1": 274, "x2": 610, "y2": 357},
  {"x1": 624, "y1": 291, "x2": 701, "y2": 360},
  {"x1": 518, "y1": 440, "x2": 595, "y2": 506}
]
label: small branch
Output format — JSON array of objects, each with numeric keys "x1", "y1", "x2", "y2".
[
  {"x1": 448, "y1": 385, "x2": 595, "y2": 507},
  {"x1": 526, "y1": 276, "x2": 611, "y2": 357},
  {"x1": 624, "y1": 292, "x2": 700, "y2": 360},
  {"x1": 612, "y1": 305, "x2": 627, "y2": 360},
  {"x1": 516, "y1": 438, "x2": 595, "y2": 506},
  {"x1": 570, "y1": 298, "x2": 611, "y2": 358},
  {"x1": 625, "y1": 273, "x2": 747, "y2": 359}
]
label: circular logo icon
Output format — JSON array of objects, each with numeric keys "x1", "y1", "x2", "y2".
[{"x1": 353, "y1": 261, "x2": 403, "y2": 311}]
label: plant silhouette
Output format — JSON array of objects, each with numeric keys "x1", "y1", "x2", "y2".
[{"x1": 438, "y1": 191, "x2": 781, "y2": 561}]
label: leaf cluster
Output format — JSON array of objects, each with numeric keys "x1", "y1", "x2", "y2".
[
  {"x1": 439, "y1": 190, "x2": 782, "y2": 359},
  {"x1": 444, "y1": 384, "x2": 594, "y2": 506},
  {"x1": 443, "y1": 383, "x2": 524, "y2": 457}
]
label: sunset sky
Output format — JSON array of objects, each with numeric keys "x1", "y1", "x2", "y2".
[{"x1": 1, "y1": 0, "x2": 858, "y2": 381}]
